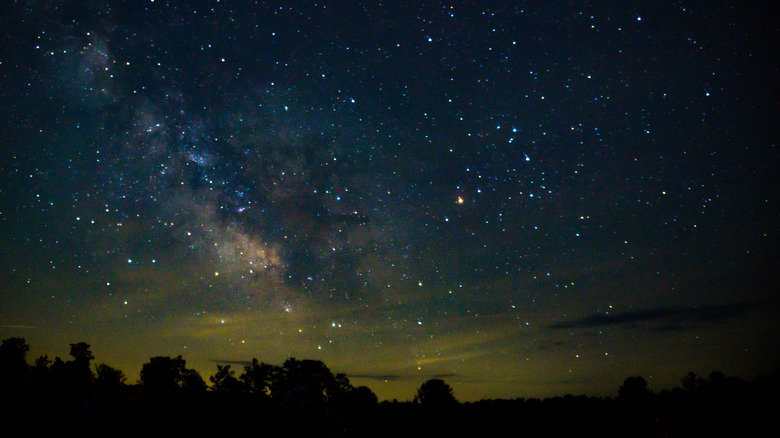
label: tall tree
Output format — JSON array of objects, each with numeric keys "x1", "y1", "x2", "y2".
[
  {"x1": 618, "y1": 376, "x2": 651, "y2": 400},
  {"x1": 66, "y1": 342, "x2": 95, "y2": 401},
  {"x1": 0, "y1": 337, "x2": 30, "y2": 394},
  {"x1": 69, "y1": 342, "x2": 95, "y2": 364},
  {"x1": 240, "y1": 358, "x2": 278, "y2": 398},
  {"x1": 95, "y1": 363, "x2": 126, "y2": 406},
  {"x1": 414, "y1": 378, "x2": 458, "y2": 408},
  {"x1": 275, "y1": 358, "x2": 343, "y2": 407}
]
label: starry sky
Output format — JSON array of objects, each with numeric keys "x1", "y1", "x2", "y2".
[{"x1": 0, "y1": 0, "x2": 777, "y2": 402}]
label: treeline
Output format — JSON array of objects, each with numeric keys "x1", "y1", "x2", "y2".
[
  {"x1": 0, "y1": 337, "x2": 380, "y2": 404},
  {"x1": 1, "y1": 337, "x2": 777, "y2": 436}
]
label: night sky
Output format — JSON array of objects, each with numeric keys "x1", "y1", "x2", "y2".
[{"x1": 1, "y1": 1, "x2": 777, "y2": 402}]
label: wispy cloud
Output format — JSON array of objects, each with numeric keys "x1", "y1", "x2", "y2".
[
  {"x1": 548, "y1": 302, "x2": 756, "y2": 330},
  {"x1": 211, "y1": 359, "x2": 254, "y2": 367}
]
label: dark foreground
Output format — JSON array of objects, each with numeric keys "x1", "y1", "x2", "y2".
[
  {"x1": 5, "y1": 378, "x2": 779, "y2": 438},
  {"x1": 1, "y1": 338, "x2": 777, "y2": 437}
]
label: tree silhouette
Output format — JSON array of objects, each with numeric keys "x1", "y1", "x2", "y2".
[
  {"x1": 681, "y1": 371, "x2": 705, "y2": 392},
  {"x1": 210, "y1": 364, "x2": 246, "y2": 393},
  {"x1": 69, "y1": 342, "x2": 95, "y2": 364},
  {"x1": 414, "y1": 378, "x2": 458, "y2": 408},
  {"x1": 618, "y1": 376, "x2": 651, "y2": 400},
  {"x1": 328, "y1": 372, "x2": 354, "y2": 405},
  {"x1": 2, "y1": 336, "x2": 775, "y2": 436},
  {"x1": 0, "y1": 337, "x2": 30, "y2": 365},
  {"x1": 34, "y1": 354, "x2": 51, "y2": 369},
  {"x1": 95, "y1": 363, "x2": 125, "y2": 389},
  {"x1": 49, "y1": 357, "x2": 67, "y2": 392},
  {"x1": 181, "y1": 368, "x2": 207, "y2": 393},
  {"x1": 140, "y1": 355, "x2": 206, "y2": 397},
  {"x1": 274, "y1": 358, "x2": 348, "y2": 408},
  {"x1": 67, "y1": 343, "x2": 95, "y2": 377},
  {"x1": 31, "y1": 354, "x2": 52, "y2": 392},
  {"x1": 346, "y1": 385, "x2": 378, "y2": 408},
  {"x1": 64, "y1": 342, "x2": 95, "y2": 402},
  {"x1": 240, "y1": 358, "x2": 278, "y2": 398},
  {"x1": 0, "y1": 337, "x2": 30, "y2": 395},
  {"x1": 95, "y1": 363, "x2": 126, "y2": 406}
]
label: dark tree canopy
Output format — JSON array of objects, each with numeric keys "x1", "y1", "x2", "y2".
[
  {"x1": 347, "y1": 385, "x2": 378, "y2": 407},
  {"x1": 681, "y1": 371, "x2": 705, "y2": 391},
  {"x1": 140, "y1": 355, "x2": 206, "y2": 397},
  {"x1": 66, "y1": 342, "x2": 95, "y2": 382},
  {"x1": 34, "y1": 354, "x2": 51, "y2": 369},
  {"x1": 0, "y1": 337, "x2": 31, "y2": 392},
  {"x1": 210, "y1": 364, "x2": 246, "y2": 393},
  {"x1": 0, "y1": 337, "x2": 29, "y2": 371},
  {"x1": 181, "y1": 368, "x2": 208, "y2": 393},
  {"x1": 415, "y1": 378, "x2": 458, "y2": 408},
  {"x1": 274, "y1": 358, "x2": 341, "y2": 407},
  {"x1": 241, "y1": 358, "x2": 277, "y2": 397},
  {"x1": 618, "y1": 376, "x2": 651, "y2": 400},
  {"x1": 69, "y1": 342, "x2": 95, "y2": 363},
  {"x1": 94, "y1": 363, "x2": 126, "y2": 404},
  {"x1": 95, "y1": 363, "x2": 125, "y2": 388},
  {"x1": 0, "y1": 337, "x2": 30, "y2": 363}
]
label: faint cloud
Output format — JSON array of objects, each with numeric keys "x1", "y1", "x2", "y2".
[
  {"x1": 351, "y1": 373, "x2": 406, "y2": 382},
  {"x1": 211, "y1": 359, "x2": 253, "y2": 367},
  {"x1": 536, "y1": 339, "x2": 566, "y2": 351},
  {"x1": 432, "y1": 373, "x2": 457, "y2": 379},
  {"x1": 548, "y1": 302, "x2": 757, "y2": 330}
]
